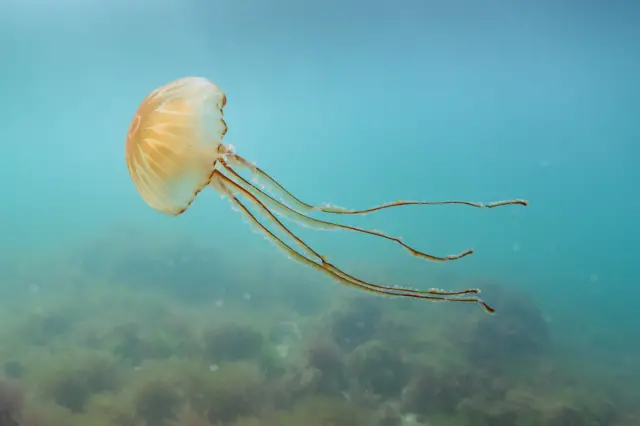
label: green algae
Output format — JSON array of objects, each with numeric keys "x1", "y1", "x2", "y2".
[{"x1": 0, "y1": 236, "x2": 635, "y2": 426}]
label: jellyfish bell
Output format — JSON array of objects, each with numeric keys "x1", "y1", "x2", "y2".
[
  {"x1": 125, "y1": 76, "x2": 528, "y2": 314},
  {"x1": 125, "y1": 76, "x2": 227, "y2": 216}
]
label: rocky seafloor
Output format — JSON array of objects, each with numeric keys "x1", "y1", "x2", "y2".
[{"x1": 0, "y1": 232, "x2": 637, "y2": 426}]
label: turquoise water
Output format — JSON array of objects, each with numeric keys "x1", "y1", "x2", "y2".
[{"x1": 1, "y1": 1, "x2": 638, "y2": 425}]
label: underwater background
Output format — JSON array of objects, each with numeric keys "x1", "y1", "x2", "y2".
[{"x1": 1, "y1": 0, "x2": 639, "y2": 425}]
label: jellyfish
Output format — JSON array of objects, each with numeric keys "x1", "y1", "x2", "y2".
[{"x1": 124, "y1": 76, "x2": 527, "y2": 313}]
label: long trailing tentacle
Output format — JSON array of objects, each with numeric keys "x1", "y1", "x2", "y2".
[
  {"x1": 223, "y1": 150, "x2": 527, "y2": 215},
  {"x1": 213, "y1": 172, "x2": 493, "y2": 312},
  {"x1": 215, "y1": 169, "x2": 476, "y2": 298},
  {"x1": 213, "y1": 169, "x2": 493, "y2": 312},
  {"x1": 219, "y1": 158, "x2": 473, "y2": 263}
]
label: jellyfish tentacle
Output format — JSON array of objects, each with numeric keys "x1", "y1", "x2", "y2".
[
  {"x1": 216, "y1": 169, "x2": 475, "y2": 297},
  {"x1": 223, "y1": 151, "x2": 527, "y2": 215},
  {"x1": 215, "y1": 169, "x2": 487, "y2": 302},
  {"x1": 219, "y1": 158, "x2": 474, "y2": 266},
  {"x1": 213, "y1": 172, "x2": 493, "y2": 312}
]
